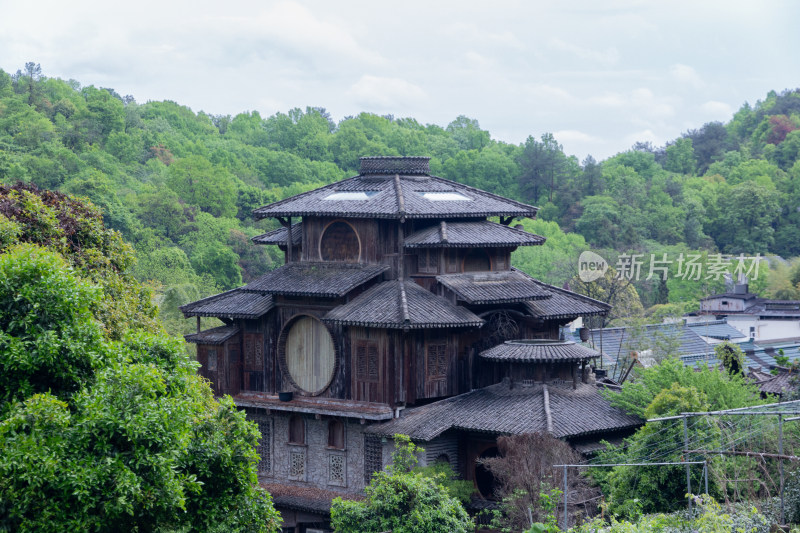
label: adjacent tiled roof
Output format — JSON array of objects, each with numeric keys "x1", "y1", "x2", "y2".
[
  {"x1": 179, "y1": 288, "x2": 274, "y2": 319},
  {"x1": 324, "y1": 280, "x2": 484, "y2": 329},
  {"x1": 184, "y1": 325, "x2": 239, "y2": 345},
  {"x1": 404, "y1": 220, "x2": 545, "y2": 248},
  {"x1": 252, "y1": 157, "x2": 538, "y2": 220},
  {"x1": 251, "y1": 223, "x2": 301, "y2": 246},
  {"x1": 701, "y1": 293, "x2": 800, "y2": 318},
  {"x1": 365, "y1": 380, "x2": 642, "y2": 441},
  {"x1": 586, "y1": 323, "x2": 714, "y2": 360},
  {"x1": 235, "y1": 392, "x2": 394, "y2": 420},
  {"x1": 747, "y1": 368, "x2": 796, "y2": 396},
  {"x1": 522, "y1": 281, "x2": 610, "y2": 319},
  {"x1": 240, "y1": 262, "x2": 388, "y2": 298},
  {"x1": 480, "y1": 340, "x2": 601, "y2": 362},
  {"x1": 261, "y1": 483, "x2": 363, "y2": 515},
  {"x1": 687, "y1": 320, "x2": 748, "y2": 341},
  {"x1": 436, "y1": 270, "x2": 550, "y2": 304}
]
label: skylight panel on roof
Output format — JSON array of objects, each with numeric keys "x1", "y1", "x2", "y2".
[
  {"x1": 419, "y1": 191, "x2": 473, "y2": 201},
  {"x1": 323, "y1": 191, "x2": 379, "y2": 201}
]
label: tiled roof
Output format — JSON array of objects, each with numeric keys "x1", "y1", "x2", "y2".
[
  {"x1": 480, "y1": 340, "x2": 601, "y2": 362},
  {"x1": 252, "y1": 157, "x2": 538, "y2": 220},
  {"x1": 687, "y1": 320, "x2": 748, "y2": 341},
  {"x1": 747, "y1": 368, "x2": 796, "y2": 396},
  {"x1": 436, "y1": 270, "x2": 550, "y2": 305},
  {"x1": 586, "y1": 323, "x2": 714, "y2": 360},
  {"x1": 184, "y1": 325, "x2": 239, "y2": 345},
  {"x1": 522, "y1": 281, "x2": 611, "y2": 319},
  {"x1": 404, "y1": 220, "x2": 545, "y2": 248},
  {"x1": 235, "y1": 392, "x2": 394, "y2": 420},
  {"x1": 324, "y1": 280, "x2": 484, "y2": 329},
  {"x1": 240, "y1": 262, "x2": 388, "y2": 298},
  {"x1": 261, "y1": 483, "x2": 363, "y2": 514},
  {"x1": 252, "y1": 223, "x2": 301, "y2": 246},
  {"x1": 179, "y1": 288, "x2": 274, "y2": 319},
  {"x1": 365, "y1": 380, "x2": 642, "y2": 441}
]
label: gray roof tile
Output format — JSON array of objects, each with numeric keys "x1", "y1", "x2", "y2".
[
  {"x1": 404, "y1": 220, "x2": 545, "y2": 248},
  {"x1": 253, "y1": 158, "x2": 538, "y2": 220},
  {"x1": 180, "y1": 288, "x2": 274, "y2": 319},
  {"x1": 241, "y1": 262, "x2": 388, "y2": 298},
  {"x1": 437, "y1": 269, "x2": 550, "y2": 304},
  {"x1": 522, "y1": 281, "x2": 611, "y2": 319},
  {"x1": 481, "y1": 340, "x2": 601, "y2": 362},
  {"x1": 185, "y1": 325, "x2": 239, "y2": 345},
  {"x1": 324, "y1": 280, "x2": 484, "y2": 329},
  {"x1": 365, "y1": 380, "x2": 642, "y2": 440},
  {"x1": 252, "y1": 224, "x2": 301, "y2": 246}
]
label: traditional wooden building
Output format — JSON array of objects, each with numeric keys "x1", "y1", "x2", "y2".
[{"x1": 181, "y1": 156, "x2": 641, "y2": 531}]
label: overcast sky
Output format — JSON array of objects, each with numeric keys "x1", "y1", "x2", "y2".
[{"x1": 2, "y1": 0, "x2": 798, "y2": 161}]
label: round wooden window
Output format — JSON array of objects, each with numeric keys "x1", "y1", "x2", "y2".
[
  {"x1": 320, "y1": 221, "x2": 360, "y2": 262},
  {"x1": 283, "y1": 316, "x2": 336, "y2": 395}
]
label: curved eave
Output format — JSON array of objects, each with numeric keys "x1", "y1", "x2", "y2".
[
  {"x1": 254, "y1": 209, "x2": 538, "y2": 220},
  {"x1": 404, "y1": 241, "x2": 544, "y2": 249},
  {"x1": 323, "y1": 318, "x2": 484, "y2": 329}
]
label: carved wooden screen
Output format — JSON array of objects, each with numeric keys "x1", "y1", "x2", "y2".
[
  {"x1": 320, "y1": 220, "x2": 360, "y2": 262},
  {"x1": 426, "y1": 343, "x2": 447, "y2": 380},
  {"x1": 243, "y1": 333, "x2": 264, "y2": 391},
  {"x1": 354, "y1": 339, "x2": 380, "y2": 402},
  {"x1": 417, "y1": 249, "x2": 439, "y2": 274}
]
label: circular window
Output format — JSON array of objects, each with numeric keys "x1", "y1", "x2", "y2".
[
  {"x1": 320, "y1": 220, "x2": 360, "y2": 262},
  {"x1": 282, "y1": 316, "x2": 337, "y2": 395}
]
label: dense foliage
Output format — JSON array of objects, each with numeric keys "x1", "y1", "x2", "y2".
[
  {"x1": 3, "y1": 63, "x2": 800, "y2": 328},
  {"x1": 0, "y1": 189, "x2": 279, "y2": 531},
  {"x1": 330, "y1": 435, "x2": 473, "y2": 533}
]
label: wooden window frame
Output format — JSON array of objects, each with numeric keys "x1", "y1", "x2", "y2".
[
  {"x1": 355, "y1": 339, "x2": 380, "y2": 383},
  {"x1": 288, "y1": 415, "x2": 305, "y2": 445},
  {"x1": 327, "y1": 419, "x2": 346, "y2": 450},
  {"x1": 426, "y1": 342, "x2": 448, "y2": 380}
]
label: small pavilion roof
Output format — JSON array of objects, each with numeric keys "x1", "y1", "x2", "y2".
[
  {"x1": 324, "y1": 280, "x2": 484, "y2": 329},
  {"x1": 365, "y1": 380, "x2": 642, "y2": 441},
  {"x1": 522, "y1": 281, "x2": 611, "y2": 319},
  {"x1": 252, "y1": 224, "x2": 301, "y2": 246},
  {"x1": 240, "y1": 262, "x2": 388, "y2": 298},
  {"x1": 180, "y1": 288, "x2": 274, "y2": 319},
  {"x1": 184, "y1": 325, "x2": 239, "y2": 345},
  {"x1": 437, "y1": 269, "x2": 550, "y2": 305},
  {"x1": 404, "y1": 220, "x2": 545, "y2": 248},
  {"x1": 253, "y1": 157, "x2": 538, "y2": 220},
  {"x1": 480, "y1": 339, "x2": 601, "y2": 363}
]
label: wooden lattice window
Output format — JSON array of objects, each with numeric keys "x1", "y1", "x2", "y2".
[
  {"x1": 320, "y1": 220, "x2": 360, "y2": 262},
  {"x1": 289, "y1": 415, "x2": 305, "y2": 445},
  {"x1": 243, "y1": 333, "x2": 264, "y2": 372},
  {"x1": 207, "y1": 348, "x2": 218, "y2": 371},
  {"x1": 426, "y1": 343, "x2": 448, "y2": 380},
  {"x1": 364, "y1": 435, "x2": 383, "y2": 484},
  {"x1": 417, "y1": 249, "x2": 439, "y2": 274},
  {"x1": 328, "y1": 453, "x2": 345, "y2": 485},
  {"x1": 463, "y1": 248, "x2": 491, "y2": 272},
  {"x1": 255, "y1": 416, "x2": 272, "y2": 474},
  {"x1": 356, "y1": 341, "x2": 379, "y2": 382},
  {"x1": 446, "y1": 249, "x2": 459, "y2": 273},
  {"x1": 289, "y1": 449, "x2": 306, "y2": 479},
  {"x1": 328, "y1": 419, "x2": 345, "y2": 449}
]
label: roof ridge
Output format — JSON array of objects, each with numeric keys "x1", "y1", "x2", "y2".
[
  {"x1": 253, "y1": 175, "x2": 363, "y2": 219},
  {"x1": 179, "y1": 287, "x2": 242, "y2": 311}
]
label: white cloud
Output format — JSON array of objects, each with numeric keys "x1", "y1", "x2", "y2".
[
  {"x1": 347, "y1": 75, "x2": 427, "y2": 110},
  {"x1": 701, "y1": 100, "x2": 733, "y2": 119},
  {"x1": 547, "y1": 38, "x2": 620, "y2": 66},
  {"x1": 554, "y1": 130, "x2": 602, "y2": 144},
  {"x1": 670, "y1": 64, "x2": 705, "y2": 88}
]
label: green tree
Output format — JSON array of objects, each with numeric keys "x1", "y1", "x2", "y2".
[
  {"x1": 0, "y1": 245, "x2": 279, "y2": 532},
  {"x1": 330, "y1": 434, "x2": 473, "y2": 533},
  {"x1": 166, "y1": 155, "x2": 238, "y2": 218}
]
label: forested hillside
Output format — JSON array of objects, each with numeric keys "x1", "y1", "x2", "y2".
[{"x1": 2, "y1": 63, "x2": 800, "y2": 333}]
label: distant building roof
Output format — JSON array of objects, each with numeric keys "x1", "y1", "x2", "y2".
[
  {"x1": 179, "y1": 288, "x2": 274, "y2": 319},
  {"x1": 261, "y1": 483, "x2": 364, "y2": 515},
  {"x1": 184, "y1": 325, "x2": 239, "y2": 345},
  {"x1": 404, "y1": 220, "x2": 545, "y2": 248},
  {"x1": 252, "y1": 157, "x2": 539, "y2": 220},
  {"x1": 586, "y1": 323, "x2": 714, "y2": 361},
  {"x1": 687, "y1": 320, "x2": 748, "y2": 341},
  {"x1": 240, "y1": 262, "x2": 388, "y2": 298},
  {"x1": 235, "y1": 392, "x2": 394, "y2": 420},
  {"x1": 522, "y1": 281, "x2": 611, "y2": 320},
  {"x1": 252, "y1": 223, "x2": 302, "y2": 246},
  {"x1": 437, "y1": 269, "x2": 550, "y2": 305},
  {"x1": 365, "y1": 380, "x2": 642, "y2": 441},
  {"x1": 324, "y1": 280, "x2": 484, "y2": 329},
  {"x1": 480, "y1": 340, "x2": 601, "y2": 363}
]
